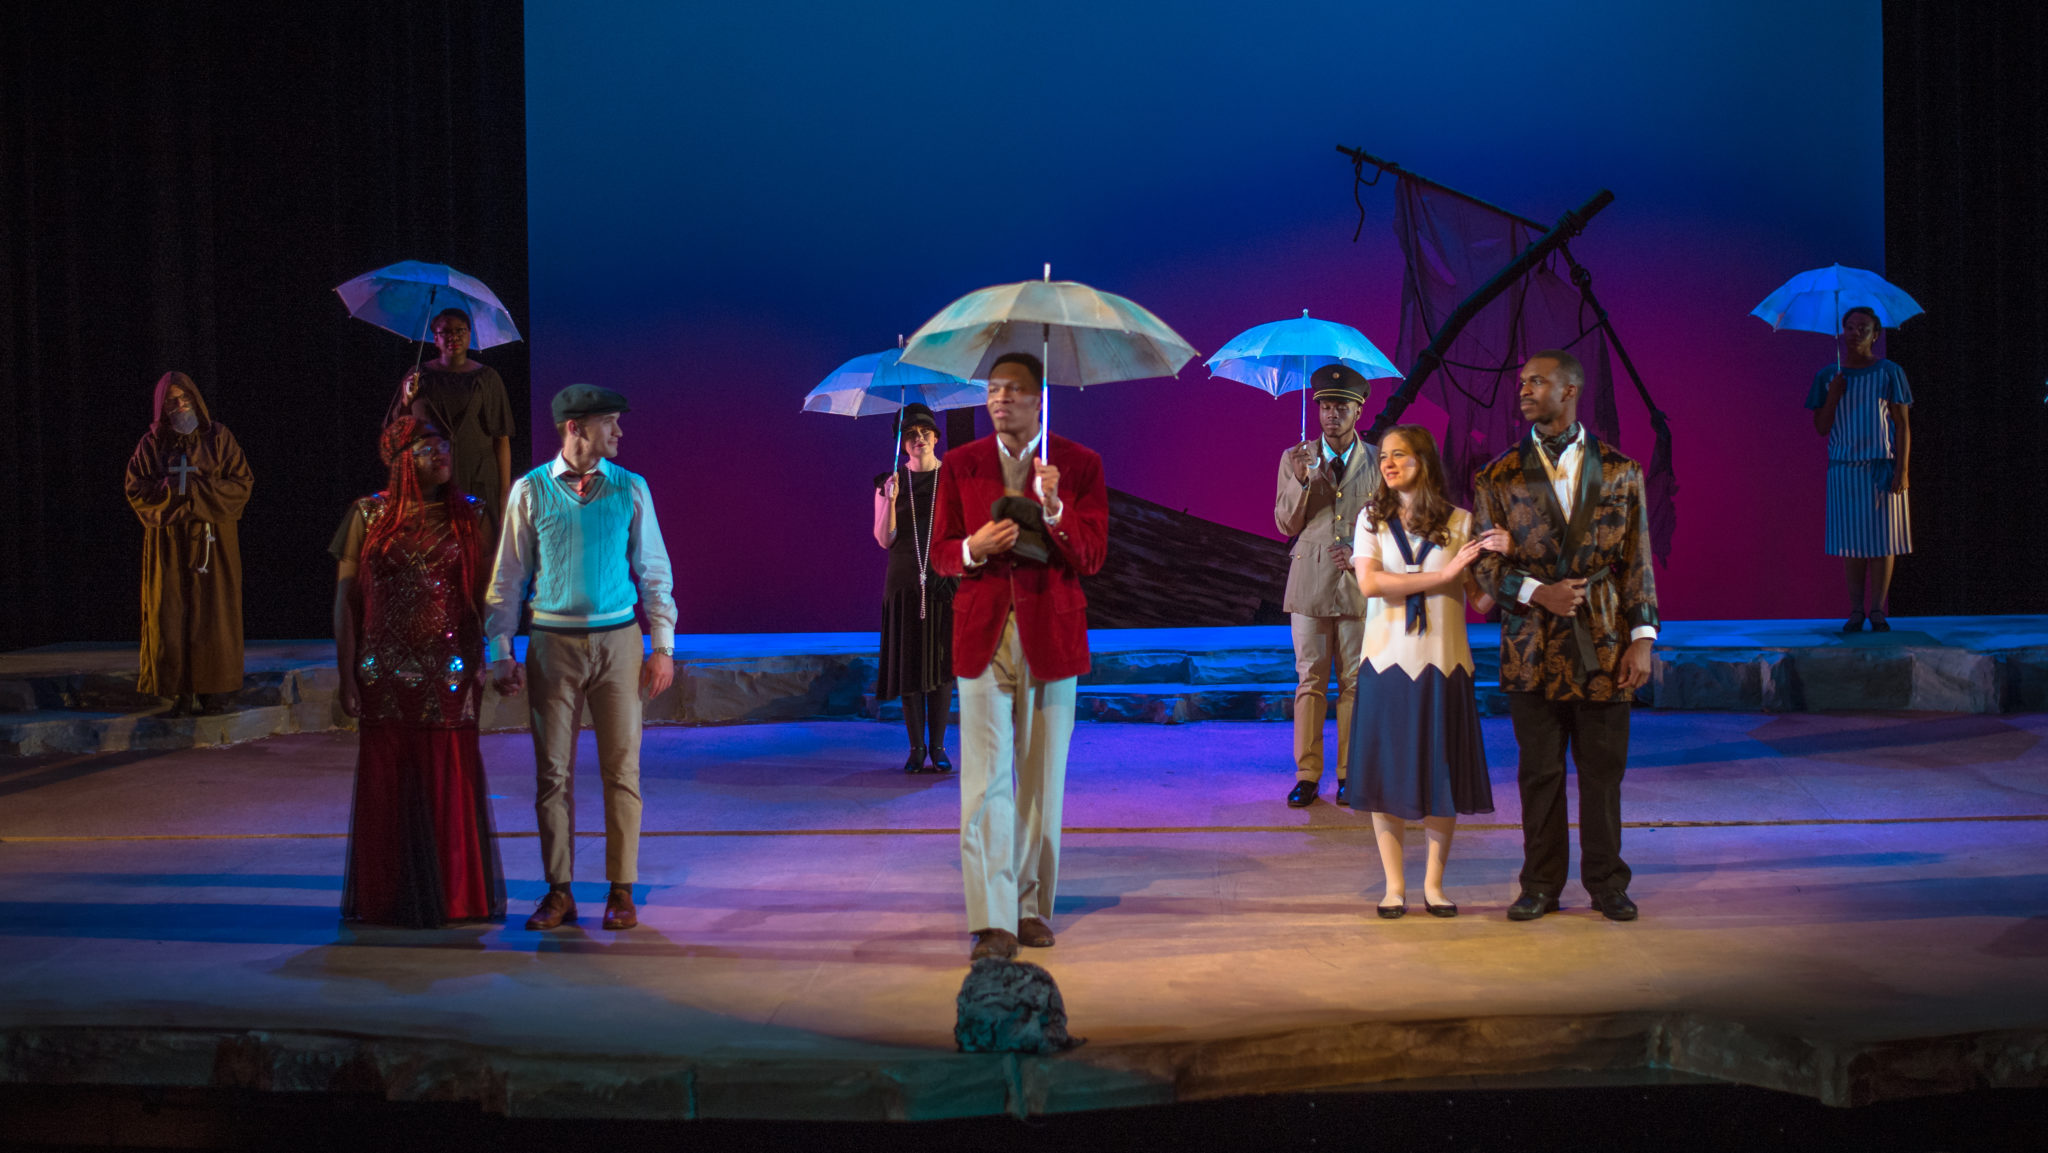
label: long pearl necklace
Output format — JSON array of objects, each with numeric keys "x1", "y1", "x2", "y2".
[{"x1": 903, "y1": 461, "x2": 937, "y2": 620}]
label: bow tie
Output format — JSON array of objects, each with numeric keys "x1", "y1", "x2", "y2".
[{"x1": 1537, "y1": 424, "x2": 1582, "y2": 462}]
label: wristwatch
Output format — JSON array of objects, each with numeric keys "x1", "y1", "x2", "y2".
[{"x1": 650, "y1": 646, "x2": 674, "y2": 657}]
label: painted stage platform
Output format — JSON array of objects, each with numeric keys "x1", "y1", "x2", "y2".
[
  {"x1": 5, "y1": 616, "x2": 2048, "y2": 757},
  {"x1": 1, "y1": 713, "x2": 2044, "y2": 1120}
]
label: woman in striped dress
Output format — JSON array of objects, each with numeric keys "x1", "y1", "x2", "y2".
[{"x1": 1805, "y1": 306, "x2": 1912, "y2": 632}]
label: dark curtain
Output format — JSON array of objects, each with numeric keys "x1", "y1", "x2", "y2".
[
  {"x1": 0, "y1": 0, "x2": 527, "y2": 652},
  {"x1": 1883, "y1": 3, "x2": 2048, "y2": 615}
]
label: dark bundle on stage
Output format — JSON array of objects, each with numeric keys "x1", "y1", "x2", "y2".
[{"x1": 1337, "y1": 145, "x2": 1679, "y2": 565}]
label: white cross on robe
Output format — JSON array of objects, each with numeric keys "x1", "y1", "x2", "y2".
[{"x1": 167, "y1": 454, "x2": 200, "y2": 495}]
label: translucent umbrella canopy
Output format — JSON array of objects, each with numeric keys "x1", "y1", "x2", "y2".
[
  {"x1": 803, "y1": 349, "x2": 985, "y2": 417},
  {"x1": 899, "y1": 276, "x2": 1198, "y2": 387},
  {"x1": 1205, "y1": 311, "x2": 1403, "y2": 398},
  {"x1": 334, "y1": 260, "x2": 523, "y2": 348},
  {"x1": 1751, "y1": 264, "x2": 1924, "y2": 334}
]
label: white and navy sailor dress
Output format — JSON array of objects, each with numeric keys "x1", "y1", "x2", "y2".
[{"x1": 1342, "y1": 507, "x2": 1494, "y2": 820}]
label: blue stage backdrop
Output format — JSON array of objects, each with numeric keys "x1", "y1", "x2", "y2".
[{"x1": 526, "y1": 0, "x2": 1883, "y2": 633}]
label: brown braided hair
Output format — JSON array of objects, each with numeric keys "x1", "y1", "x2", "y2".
[{"x1": 363, "y1": 415, "x2": 484, "y2": 601}]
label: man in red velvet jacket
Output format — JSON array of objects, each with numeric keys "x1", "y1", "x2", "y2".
[{"x1": 930, "y1": 352, "x2": 1109, "y2": 962}]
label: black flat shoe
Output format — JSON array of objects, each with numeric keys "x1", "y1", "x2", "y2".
[
  {"x1": 1506, "y1": 891, "x2": 1559, "y2": 921},
  {"x1": 1376, "y1": 901, "x2": 1407, "y2": 919},
  {"x1": 1334, "y1": 779, "x2": 1350, "y2": 806},
  {"x1": 903, "y1": 748, "x2": 932, "y2": 774},
  {"x1": 1868, "y1": 610, "x2": 1891, "y2": 632},
  {"x1": 1590, "y1": 890, "x2": 1639, "y2": 922},
  {"x1": 1286, "y1": 781, "x2": 1317, "y2": 808},
  {"x1": 928, "y1": 747, "x2": 953, "y2": 773},
  {"x1": 1842, "y1": 613, "x2": 1867, "y2": 633},
  {"x1": 1424, "y1": 901, "x2": 1458, "y2": 918}
]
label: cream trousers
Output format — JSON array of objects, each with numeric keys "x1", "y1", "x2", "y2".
[
  {"x1": 1292, "y1": 614, "x2": 1363, "y2": 783},
  {"x1": 956, "y1": 612, "x2": 1077, "y2": 935},
  {"x1": 527, "y1": 625, "x2": 644, "y2": 885}
]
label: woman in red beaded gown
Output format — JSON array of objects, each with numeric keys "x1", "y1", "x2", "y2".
[{"x1": 330, "y1": 416, "x2": 505, "y2": 927}]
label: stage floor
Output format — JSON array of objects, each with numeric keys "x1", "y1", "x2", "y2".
[{"x1": 2, "y1": 712, "x2": 2045, "y2": 1119}]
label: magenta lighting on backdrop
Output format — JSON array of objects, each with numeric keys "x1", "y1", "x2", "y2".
[{"x1": 524, "y1": 0, "x2": 1883, "y2": 633}]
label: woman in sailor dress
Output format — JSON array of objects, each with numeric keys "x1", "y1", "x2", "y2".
[{"x1": 1345, "y1": 425, "x2": 1506, "y2": 918}]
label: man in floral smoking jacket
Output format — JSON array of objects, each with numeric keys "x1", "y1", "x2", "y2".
[{"x1": 1473, "y1": 349, "x2": 1659, "y2": 924}]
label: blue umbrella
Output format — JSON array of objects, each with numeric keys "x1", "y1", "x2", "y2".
[
  {"x1": 1206, "y1": 310, "x2": 1404, "y2": 440},
  {"x1": 1751, "y1": 264, "x2": 1924, "y2": 375},
  {"x1": 802, "y1": 348, "x2": 986, "y2": 417},
  {"x1": 804, "y1": 346, "x2": 986, "y2": 470}
]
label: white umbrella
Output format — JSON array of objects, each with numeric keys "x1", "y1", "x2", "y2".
[
  {"x1": 335, "y1": 261, "x2": 522, "y2": 349},
  {"x1": 900, "y1": 265, "x2": 1199, "y2": 460}
]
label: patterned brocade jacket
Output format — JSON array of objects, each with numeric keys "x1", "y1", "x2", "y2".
[{"x1": 1472, "y1": 435, "x2": 1659, "y2": 703}]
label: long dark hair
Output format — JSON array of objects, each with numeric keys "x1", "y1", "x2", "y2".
[{"x1": 1365, "y1": 424, "x2": 1456, "y2": 545}]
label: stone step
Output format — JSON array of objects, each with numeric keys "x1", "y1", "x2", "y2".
[
  {"x1": 1080, "y1": 646, "x2": 1502, "y2": 687},
  {"x1": 0, "y1": 701, "x2": 333, "y2": 758},
  {"x1": 7, "y1": 620, "x2": 2047, "y2": 758},
  {"x1": 870, "y1": 682, "x2": 1510, "y2": 725}
]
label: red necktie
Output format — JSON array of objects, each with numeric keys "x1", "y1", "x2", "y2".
[{"x1": 573, "y1": 470, "x2": 601, "y2": 499}]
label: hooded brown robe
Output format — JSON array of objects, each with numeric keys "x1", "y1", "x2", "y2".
[{"x1": 123, "y1": 372, "x2": 254, "y2": 697}]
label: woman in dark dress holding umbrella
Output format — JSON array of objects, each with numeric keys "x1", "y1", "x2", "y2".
[
  {"x1": 393, "y1": 307, "x2": 515, "y2": 543},
  {"x1": 872, "y1": 403, "x2": 957, "y2": 773}
]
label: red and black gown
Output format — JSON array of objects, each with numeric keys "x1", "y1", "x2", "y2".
[{"x1": 334, "y1": 494, "x2": 506, "y2": 927}]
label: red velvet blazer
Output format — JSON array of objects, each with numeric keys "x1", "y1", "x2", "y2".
[{"x1": 930, "y1": 433, "x2": 1108, "y2": 681}]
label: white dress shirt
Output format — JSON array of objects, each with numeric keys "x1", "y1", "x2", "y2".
[{"x1": 1515, "y1": 427, "x2": 1657, "y2": 643}]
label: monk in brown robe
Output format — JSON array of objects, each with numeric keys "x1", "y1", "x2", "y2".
[{"x1": 123, "y1": 372, "x2": 254, "y2": 715}]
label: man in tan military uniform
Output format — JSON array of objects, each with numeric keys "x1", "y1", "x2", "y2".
[{"x1": 1274, "y1": 366, "x2": 1378, "y2": 807}]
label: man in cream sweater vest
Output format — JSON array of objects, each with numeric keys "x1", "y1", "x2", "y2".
[{"x1": 486, "y1": 385, "x2": 676, "y2": 932}]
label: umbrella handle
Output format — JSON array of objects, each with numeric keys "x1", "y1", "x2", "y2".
[{"x1": 1040, "y1": 326, "x2": 1051, "y2": 464}]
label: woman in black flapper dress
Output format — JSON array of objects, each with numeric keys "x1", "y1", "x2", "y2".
[{"x1": 872, "y1": 403, "x2": 957, "y2": 773}]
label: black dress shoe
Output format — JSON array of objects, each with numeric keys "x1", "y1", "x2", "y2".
[
  {"x1": 1376, "y1": 900, "x2": 1406, "y2": 919},
  {"x1": 1506, "y1": 891, "x2": 1559, "y2": 921},
  {"x1": 903, "y1": 748, "x2": 932, "y2": 774},
  {"x1": 1286, "y1": 781, "x2": 1317, "y2": 808},
  {"x1": 1590, "y1": 890, "x2": 1639, "y2": 922},
  {"x1": 928, "y1": 747, "x2": 953, "y2": 773},
  {"x1": 1424, "y1": 901, "x2": 1458, "y2": 918}
]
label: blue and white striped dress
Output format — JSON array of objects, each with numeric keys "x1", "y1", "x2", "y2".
[{"x1": 1805, "y1": 359, "x2": 1913, "y2": 558}]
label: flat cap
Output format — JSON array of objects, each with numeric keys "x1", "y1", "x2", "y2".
[{"x1": 552, "y1": 383, "x2": 630, "y2": 424}]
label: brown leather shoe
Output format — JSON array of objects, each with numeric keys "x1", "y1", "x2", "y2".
[
  {"x1": 524, "y1": 890, "x2": 577, "y2": 930},
  {"x1": 969, "y1": 928, "x2": 1020, "y2": 961},
  {"x1": 602, "y1": 887, "x2": 638, "y2": 930},
  {"x1": 1016, "y1": 917, "x2": 1056, "y2": 948}
]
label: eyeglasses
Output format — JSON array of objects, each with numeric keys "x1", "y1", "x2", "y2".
[{"x1": 408, "y1": 442, "x2": 450, "y2": 459}]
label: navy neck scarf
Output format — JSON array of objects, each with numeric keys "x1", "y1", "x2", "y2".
[{"x1": 1387, "y1": 521, "x2": 1436, "y2": 635}]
